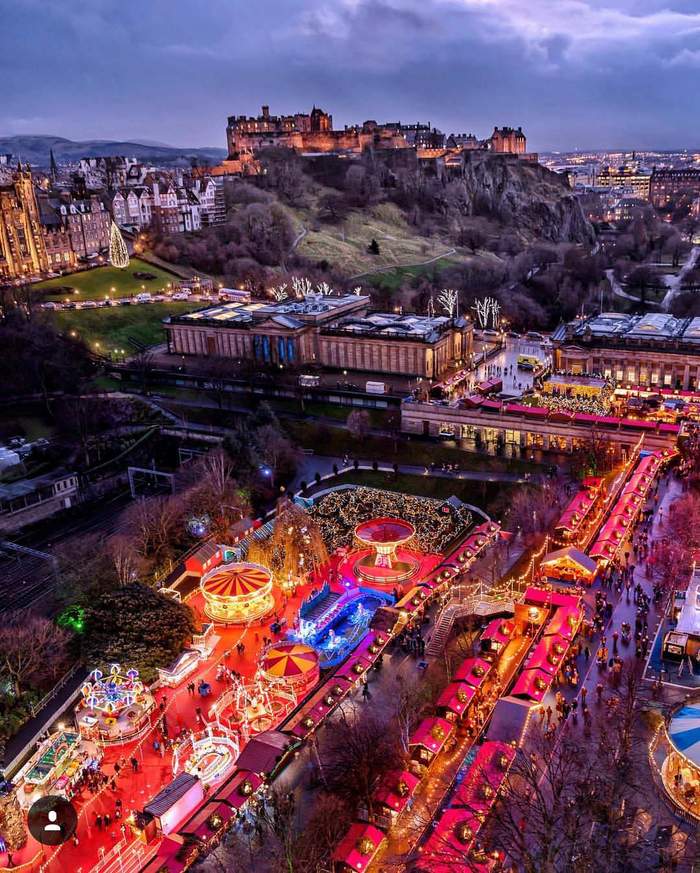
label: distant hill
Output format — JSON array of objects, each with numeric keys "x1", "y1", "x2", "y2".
[{"x1": 0, "y1": 135, "x2": 226, "y2": 167}]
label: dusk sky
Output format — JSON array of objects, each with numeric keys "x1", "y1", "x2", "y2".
[{"x1": 3, "y1": 0, "x2": 700, "y2": 151}]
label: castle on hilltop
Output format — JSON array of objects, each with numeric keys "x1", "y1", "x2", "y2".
[{"x1": 226, "y1": 105, "x2": 528, "y2": 158}]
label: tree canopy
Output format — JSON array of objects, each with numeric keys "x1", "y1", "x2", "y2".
[{"x1": 81, "y1": 583, "x2": 198, "y2": 683}]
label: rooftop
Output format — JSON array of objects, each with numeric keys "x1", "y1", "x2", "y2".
[
  {"x1": 556, "y1": 312, "x2": 700, "y2": 346},
  {"x1": 169, "y1": 294, "x2": 368, "y2": 328}
]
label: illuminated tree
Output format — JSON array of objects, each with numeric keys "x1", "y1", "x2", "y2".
[
  {"x1": 109, "y1": 221, "x2": 129, "y2": 269},
  {"x1": 249, "y1": 503, "x2": 328, "y2": 581},
  {"x1": 437, "y1": 288, "x2": 459, "y2": 318}
]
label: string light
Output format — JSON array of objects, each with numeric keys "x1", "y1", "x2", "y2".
[{"x1": 109, "y1": 221, "x2": 129, "y2": 269}]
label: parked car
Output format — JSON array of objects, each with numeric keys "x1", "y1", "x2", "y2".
[{"x1": 41, "y1": 301, "x2": 59, "y2": 310}]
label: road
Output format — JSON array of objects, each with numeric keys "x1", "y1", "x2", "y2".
[
  {"x1": 291, "y1": 455, "x2": 533, "y2": 497},
  {"x1": 661, "y1": 245, "x2": 700, "y2": 309}
]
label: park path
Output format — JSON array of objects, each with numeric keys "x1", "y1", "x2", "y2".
[{"x1": 661, "y1": 245, "x2": 700, "y2": 309}]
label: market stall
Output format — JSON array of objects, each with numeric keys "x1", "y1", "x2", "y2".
[
  {"x1": 539, "y1": 547, "x2": 598, "y2": 586},
  {"x1": 332, "y1": 822, "x2": 386, "y2": 873},
  {"x1": 16, "y1": 730, "x2": 102, "y2": 807}
]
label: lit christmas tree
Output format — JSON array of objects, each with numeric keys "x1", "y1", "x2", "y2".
[{"x1": 109, "y1": 221, "x2": 129, "y2": 269}]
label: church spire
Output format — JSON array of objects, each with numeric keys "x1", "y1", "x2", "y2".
[{"x1": 49, "y1": 148, "x2": 58, "y2": 183}]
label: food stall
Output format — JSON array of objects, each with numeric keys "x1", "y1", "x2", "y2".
[
  {"x1": 333, "y1": 822, "x2": 386, "y2": 873},
  {"x1": 16, "y1": 730, "x2": 102, "y2": 807}
]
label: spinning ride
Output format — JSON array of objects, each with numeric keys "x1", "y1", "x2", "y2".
[
  {"x1": 172, "y1": 726, "x2": 240, "y2": 786},
  {"x1": 76, "y1": 665, "x2": 155, "y2": 744},
  {"x1": 209, "y1": 671, "x2": 297, "y2": 740},
  {"x1": 200, "y1": 561, "x2": 274, "y2": 624},
  {"x1": 353, "y1": 517, "x2": 420, "y2": 584}
]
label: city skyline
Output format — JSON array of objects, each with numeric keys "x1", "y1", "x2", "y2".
[{"x1": 3, "y1": 0, "x2": 700, "y2": 152}]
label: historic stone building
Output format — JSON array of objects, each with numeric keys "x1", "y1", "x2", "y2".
[
  {"x1": 0, "y1": 165, "x2": 49, "y2": 282},
  {"x1": 400, "y1": 396, "x2": 679, "y2": 459},
  {"x1": 552, "y1": 312, "x2": 700, "y2": 390},
  {"x1": 489, "y1": 126, "x2": 527, "y2": 154},
  {"x1": 165, "y1": 296, "x2": 472, "y2": 379}
]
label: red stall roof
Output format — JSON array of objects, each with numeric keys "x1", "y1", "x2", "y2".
[
  {"x1": 333, "y1": 822, "x2": 385, "y2": 871},
  {"x1": 480, "y1": 399, "x2": 502, "y2": 410},
  {"x1": 511, "y1": 667, "x2": 552, "y2": 702},
  {"x1": 373, "y1": 769, "x2": 420, "y2": 814},
  {"x1": 481, "y1": 618, "x2": 516, "y2": 648},
  {"x1": 451, "y1": 741, "x2": 516, "y2": 808},
  {"x1": 544, "y1": 605, "x2": 583, "y2": 640},
  {"x1": 409, "y1": 717, "x2": 453, "y2": 754},
  {"x1": 524, "y1": 587, "x2": 581, "y2": 609},
  {"x1": 526, "y1": 634, "x2": 569, "y2": 676},
  {"x1": 453, "y1": 657, "x2": 492, "y2": 687},
  {"x1": 436, "y1": 681, "x2": 476, "y2": 716},
  {"x1": 621, "y1": 418, "x2": 657, "y2": 430}
]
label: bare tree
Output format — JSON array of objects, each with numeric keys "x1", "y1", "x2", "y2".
[
  {"x1": 346, "y1": 409, "x2": 371, "y2": 441},
  {"x1": 0, "y1": 611, "x2": 70, "y2": 696},
  {"x1": 320, "y1": 708, "x2": 403, "y2": 818}
]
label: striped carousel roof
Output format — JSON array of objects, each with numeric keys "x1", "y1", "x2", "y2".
[
  {"x1": 262, "y1": 643, "x2": 319, "y2": 678},
  {"x1": 669, "y1": 705, "x2": 700, "y2": 767},
  {"x1": 201, "y1": 562, "x2": 272, "y2": 598}
]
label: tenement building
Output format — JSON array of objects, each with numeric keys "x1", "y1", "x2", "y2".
[
  {"x1": 164, "y1": 296, "x2": 472, "y2": 378},
  {"x1": 551, "y1": 312, "x2": 700, "y2": 390}
]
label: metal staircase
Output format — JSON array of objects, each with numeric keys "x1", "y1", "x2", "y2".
[{"x1": 426, "y1": 583, "x2": 516, "y2": 657}]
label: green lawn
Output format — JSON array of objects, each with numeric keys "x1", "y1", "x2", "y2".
[
  {"x1": 35, "y1": 258, "x2": 179, "y2": 302},
  {"x1": 362, "y1": 258, "x2": 458, "y2": 290},
  {"x1": 49, "y1": 302, "x2": 196, "y2": 353}
]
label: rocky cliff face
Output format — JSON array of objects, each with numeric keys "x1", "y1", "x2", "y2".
[{"x1": 457, "y1": 152, "x2": 595, "y2": 245}]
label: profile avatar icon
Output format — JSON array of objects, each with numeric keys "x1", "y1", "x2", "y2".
[
  {"x1": 45, "y1": 809, "x2": 61, "y2": 832},
  {"x1": 27, "y1": 795, "x2": 77, "y2": 846}
]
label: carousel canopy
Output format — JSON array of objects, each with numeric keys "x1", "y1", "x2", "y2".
[
  {"x1": 262, "y1": 642, "x2": 319, "y2": 679},
  {"x1": 354, "y1": 517, "x2": 415, "y2": 545},
  {"x1": 668, "y1": 705, "x2": 700, "y2": 767},
  {"x1": 201, "y1": 563, "x2": 272, "y2": 598}
]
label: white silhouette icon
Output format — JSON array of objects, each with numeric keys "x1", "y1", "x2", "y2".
[{"x1": 44, "y1": 810, "x2": 61, "y2": 832}]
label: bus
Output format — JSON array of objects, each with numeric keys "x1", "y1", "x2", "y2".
[{"x1": 517, "y1": 354, "x2": 540, "y2": 371}]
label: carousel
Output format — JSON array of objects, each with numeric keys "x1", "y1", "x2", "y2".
[
  {"x1": 76, "y1": 664, "x2": 155, "y2": 745},
  {"x1": 200, "y1": 561, "x2": 275, "y2": 624},
  {"x1": 172, "y1": 725, "x2": 240, "y2": 786},
  {"x1": 352, "y1": 517, "x2": 420, "y2": 585},
  {"x1": 260, "y1": 642, "x2": 320, "y2": 697},
  {"x1": 657, "y1": 701, "x2": 700, "y2": 819}
]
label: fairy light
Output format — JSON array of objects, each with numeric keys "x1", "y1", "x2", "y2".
[{"x1": 109, "y1": 221, "x2": 129, "y2": 269}]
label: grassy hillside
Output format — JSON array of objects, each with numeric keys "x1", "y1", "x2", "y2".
[
  {"x1": 49, "y1": 301, "x2": 196, "y2": 352},
  {"x1": 34, "y1": 258, "x2": 179, "y2": 302}
]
